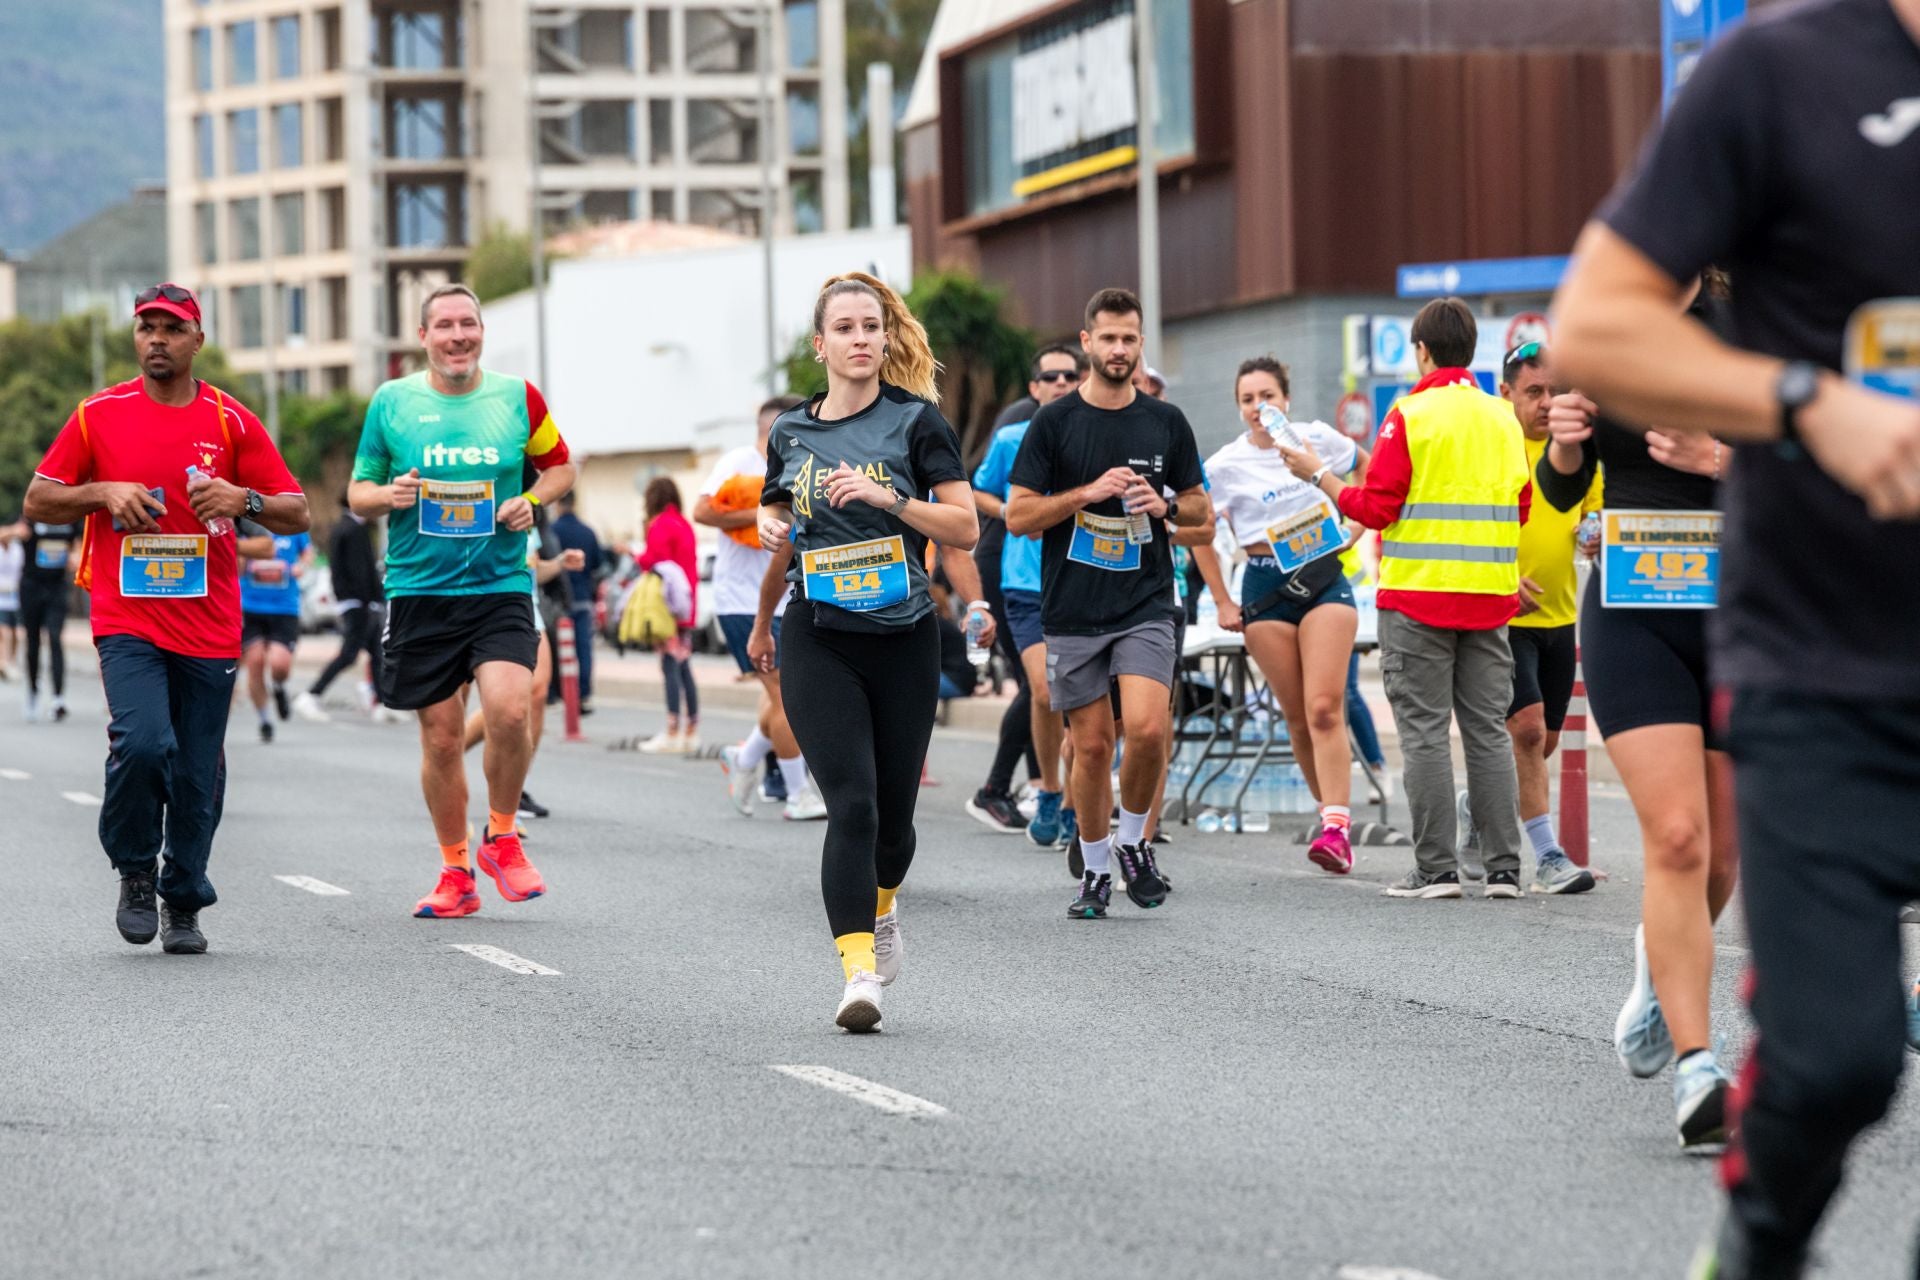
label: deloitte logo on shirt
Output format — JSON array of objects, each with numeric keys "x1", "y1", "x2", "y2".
[{"x1": 421, "y1": 442, "x2": 501, "y2": 467}]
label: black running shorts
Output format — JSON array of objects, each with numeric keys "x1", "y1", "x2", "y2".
[
  {"x1": 1507, "y1": 623, "x2": 1577, "y2": 730},
  {"x1": 381, "y1": 593, "x2": 539, "y2": 710},
  {"x1": 1577, "y1": 574, "x2": 1721, "y2": 749},
  {"x1": 241, "y1": 612, "x2": 301, "y2": 651}
]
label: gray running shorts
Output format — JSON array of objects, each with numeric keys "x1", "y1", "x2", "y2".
[{"x1": 1044, "y1": 618, "x2": 1177, "y2": 713}]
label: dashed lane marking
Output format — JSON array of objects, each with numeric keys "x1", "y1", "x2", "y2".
[
  {"x1": 1337, "y1": 1269, "x2": 1452, "y2": 1280},
  {"x1": 769, "y1": 1065, "x2": 949, "y2": 1117},
  {"x1": 448, "y1": 944, "x2": 562, "y2": 976},
  {"x1": 273, "y1": 875, "x2": 350, "y2": 896},
  {"x1": 0, "y1": 768, "x2": 29, "y2": 780},
  {"x1": 61, "y1": 791, "x2": 101, "y2": 807}
]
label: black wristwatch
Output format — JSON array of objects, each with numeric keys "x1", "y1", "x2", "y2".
[
  {"x1": 243, "y1": 488, "x2": 264, "y2": 518},
  {"x1": 1775, "y1": 361, "x2": 1820, "y2": 444}
]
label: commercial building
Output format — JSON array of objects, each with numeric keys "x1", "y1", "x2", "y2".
[
  {"x1": 904, "y1": 0, "x2": 1666, "y2": 449},
  {"x1": 162, "y1": 0, "x2": 849, "y2": 397}
]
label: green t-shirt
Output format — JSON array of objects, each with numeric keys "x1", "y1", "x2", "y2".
[{"x1": 351, "y1": 370, "x2": 569, "y2": 597}]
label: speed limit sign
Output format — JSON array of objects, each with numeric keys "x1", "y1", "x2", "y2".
[{"x1": 1335, "y1": 392, "x2": 1373, "y2": 443}]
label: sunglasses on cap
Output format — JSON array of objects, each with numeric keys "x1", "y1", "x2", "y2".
[
  {"x1": 1504, "y1": 340, "x2": 1546, "y2": 369},
  {"x1": 1033, "y1": 369, "x2": 1078, "y2": 384},
  {"x1": 135, "y1": 284, "x2": 196, "y2": 307}
]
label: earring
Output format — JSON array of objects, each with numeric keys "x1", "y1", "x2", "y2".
[{"x1": 813, "y1": 353, "x2": 824, "y2": 363}]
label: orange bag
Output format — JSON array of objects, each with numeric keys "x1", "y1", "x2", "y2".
[{"x1": 710, "y1": 472, "x2": 763, "y2": 548}]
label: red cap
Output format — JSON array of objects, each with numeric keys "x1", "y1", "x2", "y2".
[{"x1": 134, "y1": 283, "x2": 202, "y2": 325}]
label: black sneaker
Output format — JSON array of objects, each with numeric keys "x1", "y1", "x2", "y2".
[
  {"x1": 160, "y1": 904, "x2": 206, "y2": 955},
  {"x1": 761, "y1": 763, "x2": 788, "y2": 803},
  {"x1": 272, "y1": 683, "x2": 291, "y2": 721},
  {"x1": 1142, "y1": 842, "x2": 1172, "y2": 894},
  {"x1": 1484, "y1": 869, "x2": 1522, "y2": 899},
  {"x1": 1066, "y1": 836, "x2": 1083, "y2": 880},
  {"x1": 1383, "y1": 869, "x2": 1464, "y2": 899},
  {"x1": 964, "y1": 787, "x2": 1028, "y2": 833},
  {"x1": 1113, "y1": 842, "x2": 1169, "y2": 908},
  {"x1": 259, "y1": 720, "x2": 274, "y2": 744},
  {"x1": 517, "y1": 790, "x2": 550, "y2": 820},
  {"x1": 116, "y1": 871, "x2": 159, "y2": 945},
  {"x1": 1068, "y1": 872, "x2": 1111, "y2": 919}
]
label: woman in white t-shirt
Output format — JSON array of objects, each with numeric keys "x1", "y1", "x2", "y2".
[{"x1": 1193, "y1": 357, "x2": 1370, "y2": 874}]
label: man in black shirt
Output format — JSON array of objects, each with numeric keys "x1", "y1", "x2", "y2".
[
  {"x1": 19, "y1": 518, "x2": 80, "y2": 721},
  {"x1": 1007, "y1": 288, "x2": 1210, "y2": 918},
  {"x1": 1553, "y1": 1, "x2": 1920, "y2": 1274},
  {"x1": 293, "y1": 493, "x2": 387, "y2": 722}
]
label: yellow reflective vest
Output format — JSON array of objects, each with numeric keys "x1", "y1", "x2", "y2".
[{"x1": 1379, "y1": 382, "x2": 1531, "y2": 596}]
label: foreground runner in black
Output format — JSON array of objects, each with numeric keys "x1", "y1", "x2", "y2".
[
  {"x1": 750, "y1": 271, "x2": 976, "y2": 1032},
  {"x1": 1554, "y1": 1, "x2": 1920, "y2": 1271}
]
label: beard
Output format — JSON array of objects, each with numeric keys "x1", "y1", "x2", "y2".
[{"x1": 1092, "y1": 352, "x2": 1139, "y2": 388}]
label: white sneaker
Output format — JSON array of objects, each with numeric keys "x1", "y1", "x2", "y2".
[
  {"x1": 22, "y1": 691, "x2": 38, "y2": 723},
  {"x1": 678, "y1": 727, "x2": 701, "y2": 753},
  {"x1": 372, "y1": 705, "x2": 410, "y2": 725},
  {"x1": 1616, "y1": 923, "x2": 1676, "y2": 1079},
  {"x1": 720, "y1": 745, "x2": 756, "y2": 816},
  {"x1": 291, "y1": 691, "x2": 332, "y2": 723},
  {"x1": 1015, "y1": 782, "x2": 1040, "y2": 820},
  {"x1": 354, "y1": 681, "x2": 376, "y2": 713},
  {"x1": 835, "y1": 970, "x2": 884, "y2": 1032},
  {"x1": 639, "y1": 730, "x2": 685, "y2": 755},
  {"x1": 784, "y1": 783, "x2": 828, "y2": 821},
  {"x1": 873, "y1": 910, "x2": 903, "y2": 986}
]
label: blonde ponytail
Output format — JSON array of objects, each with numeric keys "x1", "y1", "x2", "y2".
[{"x1": 812, "y1": 271, "x2": 941, "y2": 402}]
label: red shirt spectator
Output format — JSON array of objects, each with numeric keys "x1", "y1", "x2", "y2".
[{"x1": 637, "y1": 500, "x2": 698, "y2": 627}]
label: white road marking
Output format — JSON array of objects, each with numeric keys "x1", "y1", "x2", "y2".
[
  {"x1": 769, "y1": 1065, "x2": 949, "y2": 1117},
  {"x1": 0, "y1": 768, "x2": 29, "y2": 780},
  {"x1": 61, "y1": 791, "x2": 101, "y2": 807},
  {"x1": 273, "y1": 875, "x2": 350, "y2": 896},
  {"x1": 1338, "y1": 1268, "x2": 1451, "y2": 1280},
  {"x1": 448, "y1": 944, "x2": 561, "y2": 976}
]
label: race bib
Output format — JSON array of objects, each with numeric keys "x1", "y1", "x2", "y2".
[
  {"x1": 119, "y1": 534, "x2": 208, "y2": 599},
  {"x1": 1600, "y1": 509, "x2": 1719, "y2": 609},
  {"x1": 802, "y1": 535, "x2": 910, "y2": 611},
  {"x1": 248, "y1": 557, "x2": 289, "y2": 585},
  {"x1": 419, "y1": 480, "x2": 495, "y2": 538},
  {"x1": 1264, "y1": 503, "x2": 1343, "y2": 574},
  {"x1": 1066, "y1": 512, "x2": 1141, "y2": 572},
  {"x1": 34, "y1": 540, "x2": 69, "y2": 571},
  {"x1": 1844, "y1": 298, "x2": 1920, "y2": 399}
]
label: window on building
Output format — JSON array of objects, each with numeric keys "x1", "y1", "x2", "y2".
[
  {"x1": 392, "y1": 183, "x2": 450, "y2": 248},
  {"x1": 582, "y1": 190, "x2": 636, "y2": 223},
  {"x1": 319, "y1": 98, "x2": 344, "y2": 162},
  {"x1": 787, "y1": 84, "x2": 820, "y2": 156},
  {"x1": 646, "y1": 10, "x2": 672, "y2": 73},
  {"x1": 323, "y1": 277, "x2": 348, "y2": 342},
  {"x1": 229, "y1": 108, "x2": 261, "y2": 175},
  {"x1": 192, "y1": 27, "x2": 214, "y2": 91},
  {"x1": 231, "y1": 284, "x2": 264, "y2": 349},
  {"x1": 200, "y1": 290, "x2": 220, "y2": 346},
  {"x1": 273, "y1": 15, "x2": 301, "y2": 78},
  {"x1": 279, "y1": 284, "x2": 308, "y2": 340},
  {"x1": 785, "y1": 1, "x2": 818, "y2": 69},
  {"x1": 319, "y1": 187, "x2": 347, "y2": 250},
  {"x1": 648, "y1": 99, "x2": 674, "y2": 164},
  {"x1": 227, "y1": 21, "x2": 258, "y2": 85},
  {"x1": 685, "y1": 9, "x2": 755, "y2": 74},
  {"x1": 650, "y1": 189, "x2": 675, "y2": 220},
  {"x1": 274, "y1": 192, "x2": 306, "y2": 255},
  {"x1": 385, "y1": 10, "x2": 452, "y2": 69},
  {"x1": 273, "y1": 103, "x2": 304, "y2": 168},
  {"x1": 579, "y1": 101, "x2": 634, "y2": 158},
  {"x1": 195, "y1": 201, "x2": 219, "y2": 265},
  {"x1": 280, "y1": 368, "x2": 309, "y2": 396},
  {"x1": 580, "y1": 10, "x2": 633, "y2": 69},
  {"x1": 687, "y1": 188, "x2": 755, "y2": 236},
  {"x1": 687, "y1": 100, "x2": 756, "y2": 165},
  {"x1": 230, "y1": 198, "x2": 262, "y2": 261},
  {"x1": 317, "y1": 7, "x2": 342, "y2": 71},
  {"x1": 321, "y1": 365, "x2": 349, "y2": 392},
  {"x1": 195, "y1": 114, "x2": 216, "y2": 179},
  {"x1": 790, "y1": 170, "x2": 822, "y2": 234},
  {"x1": 390, "y1": 97, "x2": 450, "y2": 161}
]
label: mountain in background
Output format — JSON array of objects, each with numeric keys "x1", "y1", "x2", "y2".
[{"x1": 0, "y1": 1, "x2": 164, "y2": 257}]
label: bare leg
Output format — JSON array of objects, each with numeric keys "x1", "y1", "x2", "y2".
[
  {"x1": 475, "y1": 660, "x2": 535, "y2": 816},
  {"x1": 1021, "y1": 644, "x2": 1063, "y2": 792},
  {"x1": 1114, "y1": 675, "x2": 1170, "y2": 815},
  {"x1": 417, "y1": 693, "x2": 472, "y2": 845},
  {"x1": 1065, "y1": 699, "x2": 1117, "y2": 842}
]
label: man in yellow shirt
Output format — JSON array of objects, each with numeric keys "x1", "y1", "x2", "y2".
[{"x1": 1466, "y1": 341, "x2": 1599, "y2": 893}]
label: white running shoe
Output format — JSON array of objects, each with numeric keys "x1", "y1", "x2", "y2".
[
  {"x1": 835, "y1": 970, "x2": 884, "y2": 1032},
  {"x1": 1615, "y1": 923, "x2": 1676, "y2": 1079},
  {"x1": 720, "y1": 745, "x2": 756, "y2": 816},
  {"x1": 784, "y1": 784, "x2": 828, "y2": 821},
  {"x1": 291, "y1": 691, "x2": 332, "y2": 723},
  {"x1": 873, "y1": 910, "x2": 903, "y2": 986},
  {"x1": 639, "y1": 730, "x2": 686, "y2": 755},
  {"x1": 22, "y1": 690, "x2": 38, "y2": 723},
  {"x1": 678, "y1": 727, "x2": 701, "y2": 753},
  {"x1": 372, "y1": 705, "x2": 410, "y2": 725}
]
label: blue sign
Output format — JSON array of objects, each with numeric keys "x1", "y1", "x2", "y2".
[
  {"x1": 1395, "y1": 256, "x2": 1571, "y2": 300},
  {"x1": 1370, "y1": 375, "x2": 1499, "y2": 433},
  {"x1": 1663, "y1": 0, "x2": 1745, "y2": 112}
]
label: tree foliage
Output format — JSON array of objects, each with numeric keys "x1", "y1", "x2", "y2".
[
  {"x1": 844, "y1": 0, "x2": 940, "y2": 228},
  {"x1": 467, "y1": 223, "x2": 536, "y2": 303}
]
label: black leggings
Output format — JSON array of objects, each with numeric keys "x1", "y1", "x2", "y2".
[
  {"x1": 660, "y1": 651, "x2": 698, "y2": 719},
  {"x1": 310, "y1": 605, "x2": 384, "y2": 697},
  {"x1": 20, "y1": 577, "x2": 67, "y2": 697},
  {"x1": 780, "y1": 603, "x2": 940, "y2": 939}
]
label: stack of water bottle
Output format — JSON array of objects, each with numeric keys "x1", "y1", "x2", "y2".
[{"x1": 1167, "y1": 712, "x2": 1317, "y2": 834}]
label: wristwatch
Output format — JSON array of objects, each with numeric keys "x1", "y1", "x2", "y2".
[
  {"x1": 243, "y1": 488, "x2": 264, "y2": 518},
  {"x1": 1776, "y1": 360, "x2": 1820, "y2": 444},
  {"x1": 1166, "y1": 494, "x2": 1180, "y2": 525},
  {"x1": 886, "y1": 487, "x2": 910, "y2": 517}
]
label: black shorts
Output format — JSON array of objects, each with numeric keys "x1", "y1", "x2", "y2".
[
  {"x1": 242, "y1": 612, "x2": 300, "y2": 650},
  {"x1": 1508, "y1": 623, "x2": 1577, "y2": 729},
  {"x1": 1577, "y1": 573, "x2": 1722, "y2": 749},
  {"x1": 381, "y1": 593, "x2": 539, "y2": 711}
]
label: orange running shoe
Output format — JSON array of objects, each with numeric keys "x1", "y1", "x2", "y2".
[
  {"x1": 414, "y1": 865, "x2": 481, "y2": 918},
  {"x1": 478, "y1": 828, "x2": 545, "y2": 902}
]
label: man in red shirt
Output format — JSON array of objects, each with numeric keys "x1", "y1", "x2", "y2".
[
  {"x1": 1279, "y1": 298, "x2": 1532, "y2": 899},
  {"x1": 24, "y1": 284, "x2": 309, "y2": 955}
]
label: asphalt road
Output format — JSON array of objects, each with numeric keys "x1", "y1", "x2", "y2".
[{"x1": 3, "y1": 659, "x2": 1916, "y2": 1280}]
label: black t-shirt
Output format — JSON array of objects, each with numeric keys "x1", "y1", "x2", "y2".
[
  {"x1": 1598, "y1": 0, "x2": 1920, "y2": 699},
  {"x1": 1007, "y1": 388, "x2": 1205, "y2": 636},
  {"x1": 762, "y1": 382, "x2": 968, "y2": 632},
  {"x1": 21, "y1": 521, "x2": 81, "y2": 585}
]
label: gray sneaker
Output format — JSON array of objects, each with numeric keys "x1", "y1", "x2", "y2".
[
  {"x1": 1382, "y1": 868, "x2": 1463, "y2": 899},
  {"x1": 1532, "y1": 848, "x2": 1597, "y2": 895},
  {"x1": 1455, "y1": 789, "x2": 1485, "y2": 882}
]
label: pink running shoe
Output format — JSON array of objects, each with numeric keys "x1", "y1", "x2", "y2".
[{"x1": 1308, "y1": 824, "x2": 1353, "y2": 875}]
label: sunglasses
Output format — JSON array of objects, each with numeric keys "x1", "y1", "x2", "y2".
[
  {"x1": 1504, "y1": 340, "x2": 1545, "y2": 368},
  {"x1": 1034, "y1": 370, "x2": 1078, "y2": 384},
  {"x1": 135, "y1": 284, "x2": 195, "y2": 307}
]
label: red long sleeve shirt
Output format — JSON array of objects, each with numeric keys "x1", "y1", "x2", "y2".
[
  {"x1": 1335, "y1": 368, "x2": 1531, "y2": 631},
  {"x1": 637, "y1": 504, "x2": 698, "y2": 625}
]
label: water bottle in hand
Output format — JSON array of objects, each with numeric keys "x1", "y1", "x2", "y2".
[
  {"x1": 964, "y1": 604, "x2": 990, "y2": 668},
  {"x1": 185, "y1": 465, "x2": 233, "y2": 536}
]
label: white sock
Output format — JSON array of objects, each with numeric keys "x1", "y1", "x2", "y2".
[
  {"x1": 1081, "y1": 835, "x2": 1113, "y2": 875},
  {"x1": 258, "y1": 705, "x2": 271, "y2": 725},
  {"x1": 737, "y1": 727, "x2": 775, "y2": 769},
  {"x1": 779, "y1": 756, "x2": 809, "y2": 794},
  {"x1": 1116, "y1": 807, "x2": 1148, "y2": 848}
]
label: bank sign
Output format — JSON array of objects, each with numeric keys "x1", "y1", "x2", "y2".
[{"x1": 1010, "y1": 7, "x2": 1139, "y2": 198}]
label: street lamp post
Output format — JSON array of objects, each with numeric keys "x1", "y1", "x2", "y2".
[
  {"x1": 1134, "y1": 0, "x2": 1161, "y2": 364},
  {"x1": 758, "y1": 0, "x2": 778, "y2": 396}
]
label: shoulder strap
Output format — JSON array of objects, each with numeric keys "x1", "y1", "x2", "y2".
[{"x1": 210, "y1": 386, "x2": 233, "y2": 452}]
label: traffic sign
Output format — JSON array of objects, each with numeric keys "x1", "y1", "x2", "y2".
[
  {"x1": 1504, "y1": 312, "x2": 1553, "y2": 354},
  {"x1": 1336, "y1": 393, "x2": 1373, "y2": 443}
]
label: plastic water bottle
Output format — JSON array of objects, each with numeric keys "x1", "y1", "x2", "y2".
[
  {"x1": 1240, "y1": 768, "x2": 1272, "y2": 834},
  {"x1": 1578, "y1": 511, "x2": 1603, "y2": 560},
  {"x1": 185, "y1": 465, "x2": 233, "y2": 536},
  {"x1": 964, "y1": 603, "x2": 991, "y2": 668},
  {"x1": 1126, "y1": 504, "x2": 1154, "y2": 545},
  {"x1": 1258, "y1": 402, "x2": 1307, "y2": 451},
  {"x1": 1195, "y1": 809, "x2": 1223, "y2": 835}
]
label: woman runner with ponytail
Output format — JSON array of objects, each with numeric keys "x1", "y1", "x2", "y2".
[{"x1": 749, "y1": 272, "x2": 977, "y2": 1032}]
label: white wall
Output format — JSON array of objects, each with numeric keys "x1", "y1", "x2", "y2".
[{"x1": 482, "y1": 226, "x2": 911, "y2": 458}]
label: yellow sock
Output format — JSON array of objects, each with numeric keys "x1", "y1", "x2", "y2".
[
  {"x1": 875, "y1": 886, "x2": 898, "y2": 918},
  {"x1": 487, "y1": 809, "x2": 517, "y2": 838},
  {"x1": 440, "y1": 839, "x2": 470, "y2": 869},
  {"x1": 835, "y1": 932, "x2": 876, "y2": 981}
]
